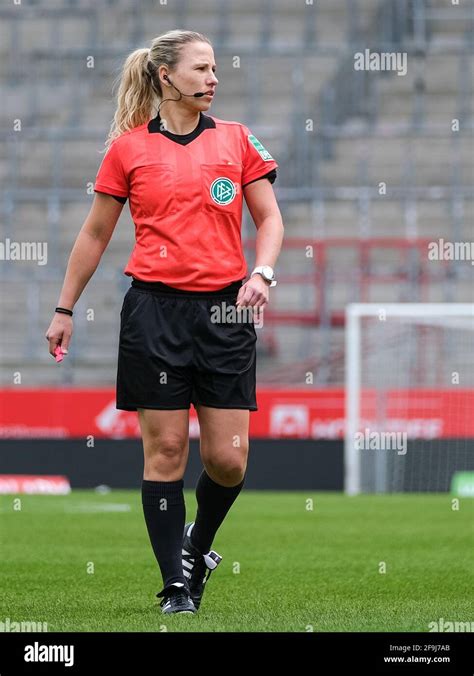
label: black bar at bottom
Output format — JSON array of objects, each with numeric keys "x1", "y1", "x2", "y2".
[{"x1": 0, "y1": 631, "x2": 472, "y2": 674}]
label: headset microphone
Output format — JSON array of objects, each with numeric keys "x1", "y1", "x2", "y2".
[{"x1": 164, "y1": 75, "x2": 206, "y2": 98}]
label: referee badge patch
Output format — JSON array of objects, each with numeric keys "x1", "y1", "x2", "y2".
[
  {"x1": 210, "y1": 177, "x2": 236, "y2": 206},
  {"x1": 248, "y1": 134, "x2": 274, "y2": 161}
]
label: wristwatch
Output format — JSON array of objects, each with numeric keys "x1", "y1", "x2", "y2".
[{"x1": 251, "y1": 265, "x2": 277, "y2": 287}]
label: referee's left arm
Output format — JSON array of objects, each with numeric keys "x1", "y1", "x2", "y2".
[{"x1": 237, "y1": 179, "x2": 284, "y2": 308}]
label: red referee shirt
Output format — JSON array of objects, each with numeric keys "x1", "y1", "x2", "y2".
[{"x1": 93, "y1": 112, "x2": 279, "y2": 291}]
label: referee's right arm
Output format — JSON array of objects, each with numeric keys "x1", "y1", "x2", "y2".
[{"x1": 45, "y1": 193, "x2": 124, "y2": 357}]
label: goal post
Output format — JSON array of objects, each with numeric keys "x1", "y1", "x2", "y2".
[{"x1": 344, "y1": 303, "x2": 474, "y2": 495}]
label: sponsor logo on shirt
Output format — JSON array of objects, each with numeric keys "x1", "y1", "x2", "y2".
[
  {"x1": 210, "y1": 177, "x2": 236, "y2": 205},
  {"x1": 248, "y1": 134, "x2": 274, "y2": 161}
]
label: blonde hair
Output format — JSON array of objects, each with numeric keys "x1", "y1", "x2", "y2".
[{"x1": 102, "y1": 29, "x2": 212, "y2": 152}]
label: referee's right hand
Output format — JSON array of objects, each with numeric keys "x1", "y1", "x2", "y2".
[{"x1": 45, "y1": 314, "x2": 73, "y2": 358}]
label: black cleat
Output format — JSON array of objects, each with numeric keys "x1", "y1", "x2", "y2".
[
  {"x1": 156, "y1": 582, "x2": 196, "y2": 615},
  {"x1": 182, "y1": 522, "x2": 222, "y2": 610}
]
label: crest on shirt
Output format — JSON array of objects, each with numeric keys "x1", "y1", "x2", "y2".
[
  {"x1": 210, "y1": 177, "x2": 236, "y2": 206},
  {"x1": 248, "y1": 134, "x2": 274, "y2": 161}
]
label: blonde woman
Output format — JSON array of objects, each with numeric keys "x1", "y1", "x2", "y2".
[{"x1": 45, "y1": 30, "x2": 284, "y2": 615}]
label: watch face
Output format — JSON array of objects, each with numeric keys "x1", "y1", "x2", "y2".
[{"x1": 262, "y1": 265, "x2": 274, "y2": 280}]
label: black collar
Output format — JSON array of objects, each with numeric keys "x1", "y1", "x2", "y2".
[{"x1": 148, "y1": 111, "x2": 216, "y2": 145}]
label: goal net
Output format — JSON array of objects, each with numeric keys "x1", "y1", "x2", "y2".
[{"x1": 344, "y1": 304, "x2": 474, "y2": 494}]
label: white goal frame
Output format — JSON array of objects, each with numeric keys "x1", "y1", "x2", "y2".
[{"x1": 344, "y1": 303, "x2": 474, "y2": 495}]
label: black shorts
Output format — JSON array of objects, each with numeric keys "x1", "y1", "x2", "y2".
[{"x1": 116, "y1": 279, "x2": 258, "y2": 411}]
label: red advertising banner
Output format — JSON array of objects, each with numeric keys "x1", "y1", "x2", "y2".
[
  {"x1": 0, "y1": 475, "x2": 71, "y2": 494},
  {"x1": 0, "y1": 388, "x2": 473, "y2": 440}
]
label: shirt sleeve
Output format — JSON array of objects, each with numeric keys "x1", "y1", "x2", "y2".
[
  {"x1": 243, "y1": 168, "x2": 277, "y2": 188},
  {"x1": 241, "y1": 125, "x2": 279, "y2": 188},
  {"x1": 94, "y1": 140, "x2": 129, "y2": 199}
]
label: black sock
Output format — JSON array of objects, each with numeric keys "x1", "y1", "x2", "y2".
[
  {"x1": 142, "y1": 479, "x2": 186, "y2": 591},
  {"x1": 191, "y1": 470, "x2": 245, "y2": 554}
]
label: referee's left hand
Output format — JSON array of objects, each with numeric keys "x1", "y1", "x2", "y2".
[{"x1": 236, "y1": 274, "x2": 269, "y2": 312}]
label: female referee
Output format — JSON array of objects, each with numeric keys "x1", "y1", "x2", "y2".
[{"x1": 45, "y1": 30, "x2": 284, "y2": 615}]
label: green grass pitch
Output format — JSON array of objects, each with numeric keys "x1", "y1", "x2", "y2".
[{"x1": 1, "y1": 490, "x2": 472, "y2": 632}]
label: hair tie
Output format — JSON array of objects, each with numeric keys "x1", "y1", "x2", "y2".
[{"x1": 145, "y1": 60, "x2": 154, "y2": 77}]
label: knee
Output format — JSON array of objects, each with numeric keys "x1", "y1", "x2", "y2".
[
  {"x1": 205, "y1": 455, "x2": 247, "y2": 487},
  {"x1": 156, "y1": 436, "x2": 187, "y2": 458},
  {"x1": 145, "y1": 436, "x2": 187, "y2": 475}
]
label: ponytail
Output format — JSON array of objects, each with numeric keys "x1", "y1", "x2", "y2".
[{"x1": 102, "y1": 48, "x2": 156, "y2": 152}]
